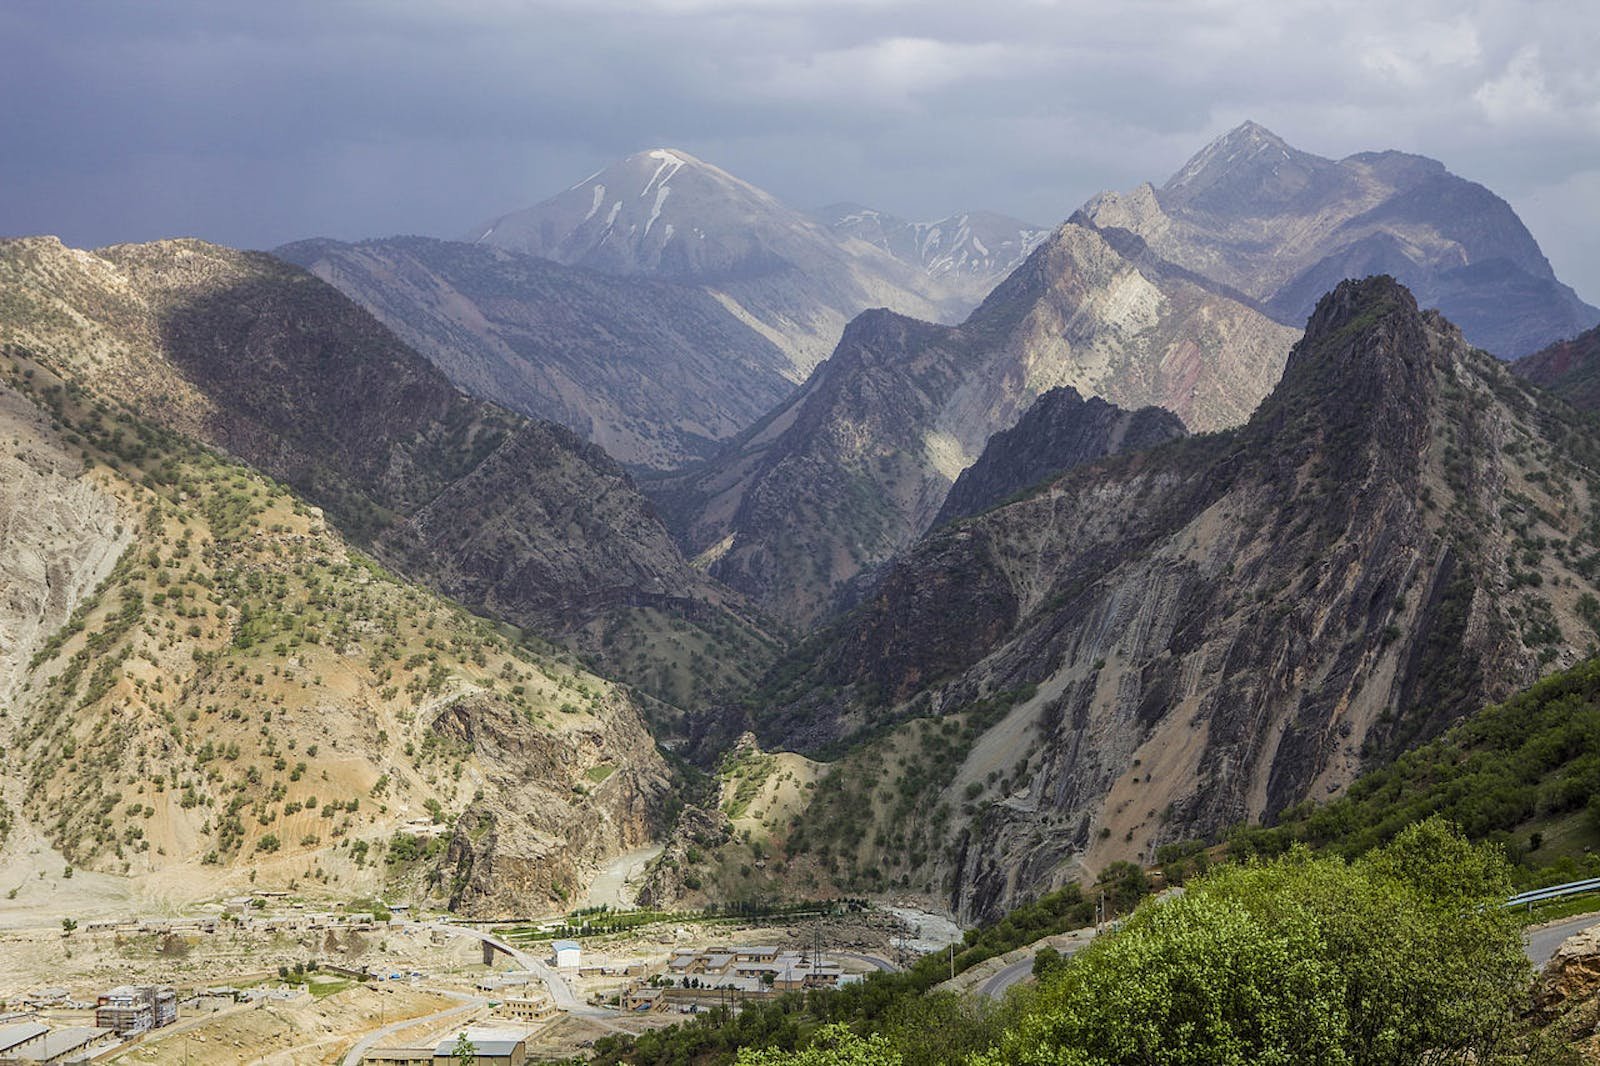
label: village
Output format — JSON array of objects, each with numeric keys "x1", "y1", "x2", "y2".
[{"x1": 0, "y1": 895, "x2": 920, "y2": 1064}]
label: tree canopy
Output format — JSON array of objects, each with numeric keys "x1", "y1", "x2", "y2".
[{"x1": 974, "y1": 820, "x2": 1539, "y2": 1066}]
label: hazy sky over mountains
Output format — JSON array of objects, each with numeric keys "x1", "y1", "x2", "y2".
[{"x1": 3, "y1": 0, "x2": 1596, "y2": 300}]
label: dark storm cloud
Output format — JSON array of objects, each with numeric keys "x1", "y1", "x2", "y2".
[{"x1": 2, "y1": 0, "x2": 1596, "y2": 298}]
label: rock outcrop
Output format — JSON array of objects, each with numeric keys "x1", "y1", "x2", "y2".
[{"x1": 934, "y1": 387, "x2": 1187, "y2": 525}]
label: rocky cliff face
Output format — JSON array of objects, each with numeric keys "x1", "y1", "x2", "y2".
[
  {"x1": 1513, "y1": 323, "x2": 1600, "y2": 412},
  {"x1": 758, "y1": 277, "x2": 1600, "y2": 921},
  {"x1": 934, "y1": 387, "x2": 1187, "y2": 525},
  {"x1": 0, "y1": 236, "x2": 772, "y2": 710},
  {"x1": 469, "y1": 148, "x2": 974, "y2": 379},
  {"x1": 656, "y1": 222, "x2": 1298, "y2": 628},
  {"x1": 274, "y1": 236, "x2": 794, "y2": 470},
  {"x1": 1078, "y1": 121, "x2": 1599, "y2": 358}
]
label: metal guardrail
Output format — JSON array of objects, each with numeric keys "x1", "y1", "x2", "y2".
[{"x1": 1504, "y1": 877, "x2": 1600, "y2": 909}]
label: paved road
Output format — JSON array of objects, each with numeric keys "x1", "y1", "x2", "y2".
[
  {"x1": 421, "y1": 922, "x2": 589, "y2": 1013},
  {"x1": 1525, "y1": 913, "x2": 1600, "y2": 967},
  {"x1": 339, "y1": 992, "x2": 483, "y2": 1066},
  {"x1": 836, "y1": 952, "x2": 900, "y2": 973},
  {"x1": 980, "y1": 957, "x2": 1036, "y2": 999}
]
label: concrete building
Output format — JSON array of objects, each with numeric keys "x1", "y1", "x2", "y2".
[
  {"x1": 621, "y1": 987, "x2": 664, "y2": 1012},
  {"x1": 7, "y1": 1025, "x2": 114, "y2": 1063},
  {"x1": 550, "y1": 940, "x2": 581, "y2": 968},
  {"x1": 362, "y1": 1028, "x2": 528, "y2": 1066},
  {"x1": 0, "y1": 1025, "x2": 49, "y2": 1060},
  {"x1": 495, "y1": 995, "x2": 553, "y2": 1024},
  {"x1": 93, "y1": 986, "x2": 176, "y2": 1034}
]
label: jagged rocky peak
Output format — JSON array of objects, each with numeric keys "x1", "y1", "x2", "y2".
[
  {"x1": 935, "y1": 387, "x2": 1188, "y2": 525},
  {"x1": 1077, "y1": 124, "x2": 1599, "y2": 357},
  {"x1": 1161, "y1": 119, "x2": 1341, "y2": 216}
]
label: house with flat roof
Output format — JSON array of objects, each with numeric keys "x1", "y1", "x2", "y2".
[
  {"x1": 363, "y1": 1028, "x2": 528, "y2": 1066},
  {"x1": 495, "y1": 995, "x2": 553, "y2": 1024},
  {"x1": 9, "y1": 1025, "x2": 114, "y2": 1063},
  {"x1": 0, "y1": 1025, "x2": 48, "y2": 1059},
  {"x1": 621, "y1": 987, "x2": 664, "y2": 1012}
]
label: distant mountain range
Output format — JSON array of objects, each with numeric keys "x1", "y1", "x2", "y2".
[
  {"x1": 816, "y1": 203, "x2": 1049, "y2": 304},
  {"x1": 279, "y1": 150, "x2": 1034, "y2": 470},
  {"x1": 1079, "y1": 121, "x2": 1599, "y2": 358},
  {"x1": 5, "y1": 120, "x2": 1600, "y2": 929},
  {"x1": 278, "y1": 128, "x2": 1593, "y2": 482},
  {"x1": 464, "y1": 147, "x2": 975, "y2": 378}
]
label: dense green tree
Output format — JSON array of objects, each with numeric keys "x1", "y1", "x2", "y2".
[
  {"x1": 974, "y1": 821, "x2": 1539, "y2": 1066},
  {"x1": 736, "y1": 1024, "x2": 900, "y2": 1065}
]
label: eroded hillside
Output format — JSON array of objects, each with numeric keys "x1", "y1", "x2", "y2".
[
  {"x1": 0, "y1": 335, "x2": 671, "y2": 916},
  {"x1": 744, "y1": 278, "x2": 1600, "y2": 920}
]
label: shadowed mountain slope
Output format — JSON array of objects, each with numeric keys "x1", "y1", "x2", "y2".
[
  {"x1": 275, "y1": 236, "x2": 796, "y2": 470},
  {"x1": 0, "y1": 236, "x2": 777, "y2": 710}
]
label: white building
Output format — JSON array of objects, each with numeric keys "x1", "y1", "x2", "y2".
[{"x1": 551, "y1": 939, "x2": 581, "y2": 968}]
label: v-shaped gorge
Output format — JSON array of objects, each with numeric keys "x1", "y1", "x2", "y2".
[{"x1": 654, "y1": 221, "x2": 1301, "y2": 628}]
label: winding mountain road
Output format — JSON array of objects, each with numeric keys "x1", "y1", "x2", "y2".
[{"x1": 1525, "y1": 913, "x2": 1600, "y2": 967}]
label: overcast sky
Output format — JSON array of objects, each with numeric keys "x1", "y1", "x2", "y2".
[{"x1": 3, "y1": 0, "x2": 1596, "y2": 300}]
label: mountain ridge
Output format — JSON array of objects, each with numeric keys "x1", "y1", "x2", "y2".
[
  {"x1": 653, "y1": 220, "x2": 1299, "y2": 628},
  {"x1": 742, "y1": 276, "x2": 1600, "y2": 920},
  {"x1": 1079, "y1": 121, "x2": 1599, "y2": 358}
]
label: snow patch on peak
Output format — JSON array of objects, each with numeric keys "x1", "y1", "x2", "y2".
[
  {"x1": 584, "y1": 184, "x2": 607, "y2": 222},
  {"x1": 645, "y1": 184, "x2": 672, "y2": 237},
  {"x1": 641, "y1": 153, "x2": 686, "y2": 200}
]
